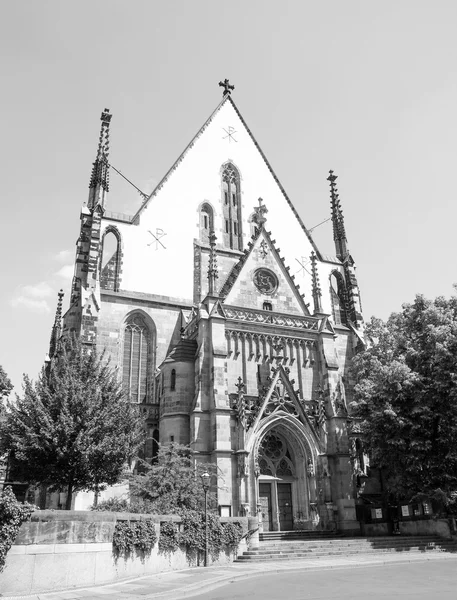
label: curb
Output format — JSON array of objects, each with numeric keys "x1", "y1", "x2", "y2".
[
  {"x1": 2, "y1": 553, "x2": 457, "y2": 600},
  {"x1": 151, "y1": 554, "x2": 457, "y2": 600}
]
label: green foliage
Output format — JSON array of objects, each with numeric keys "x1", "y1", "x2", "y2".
[
  {"x1": 129, "y1": 443, "x2": 217, "y2": 514},
  {"x1": 0, "y1": 365, "x2": 13, "y2": 424},
  {"x1": 0, "y1": 366, "x2": 13, "y2": 403},
  {"x1": 0, "y1": 486, "x2": 34, "y2": 572},
  {"x1": 178, "y1": 511, "x2": 242, "y2": 560},
  {"x1": 91, "y1": 497, "x2": 131, "y2": 512},
  {"x1": 112, "y1": 519, "x2": 157, "y2": 557},
  {"x1": 0, "y1": 336, "x2": 144, "y2": 509},
  {"x1": 158, "y1": 521, "x2": 180, "y2": 554},
  {"x1": 350, "y1": 295, "x2": 457, "y2": 504},
  {"x1": 221, "y1": 521, "x2": 243, "y2": 549}
]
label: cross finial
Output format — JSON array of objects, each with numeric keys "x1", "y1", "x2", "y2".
[{"x1": 219, "y1": 78, "x2": 235, "y2": 96}]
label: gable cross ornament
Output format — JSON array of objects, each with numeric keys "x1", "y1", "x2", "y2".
[{"x1": 219, "y1": 78, "x2": 235, "y2": 96}]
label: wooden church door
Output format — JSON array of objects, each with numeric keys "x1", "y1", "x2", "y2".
[
  {"x1": 259, "y1": 483, "x2": 273, "y2": 531},
  {"x1": 277, "y1": 482, "x2": 293, "y2": 530}
]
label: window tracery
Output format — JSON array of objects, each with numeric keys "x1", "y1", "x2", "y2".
[
  {"x1": 221, "y1": 163, "x2": 242, "y2": 250},
  {"x1": 122, "y1": 313, "x2": 153, "y2": 403},
  {"x1": 258, "y1": 431, "x2": 295, "y2": 477}
]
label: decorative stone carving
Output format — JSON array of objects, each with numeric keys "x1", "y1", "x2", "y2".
[
  {"x1": 253, "y1": 268, "x2": 278, "y2": 295},
  {"x1": 237, "y1": 454, "x2": 249, "y2": 478},
  {"x1": 224, "y1": 306, "x2": 319, "y2": 330},
  {"x1": 307, "y1": 457, "x2": 315, "y2": 478}
]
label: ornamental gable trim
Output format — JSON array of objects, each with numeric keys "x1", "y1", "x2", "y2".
[{"x1": 221, "y1": 227, "x2": 311, "y2": 316}]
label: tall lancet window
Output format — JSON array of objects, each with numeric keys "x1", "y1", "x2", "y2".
[
  {"x1": 199, "y1": 202, "x2": 214, "y2": 244},
  {"x1": 221, "y1": 163, "x2": 242, "y2": 250},
  {"x1": 330, "y1": 271, "x2": 348, "y2": 326},
  {"x1": 123, "y1": 313, "x2": 152, "y2": 402},
  {"x1": 100, "y1": 229, "x2": 120, "y2": 291}
]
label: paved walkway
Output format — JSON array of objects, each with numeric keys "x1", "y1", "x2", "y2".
[{"x1": 3, "y1": 552, "x2": 457, "y2": 600}]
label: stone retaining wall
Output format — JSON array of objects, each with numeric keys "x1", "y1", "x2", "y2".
[
  {"x1": 0, "y1": 511, "x2": 248, "y2": 597},
  {"x1": 361, "y1": 518, "x2": 453, "y2": 538}
]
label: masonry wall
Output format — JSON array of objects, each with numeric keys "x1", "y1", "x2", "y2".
[{"x1": 0, "y1": 511, "x2": 248, "y2": 597}]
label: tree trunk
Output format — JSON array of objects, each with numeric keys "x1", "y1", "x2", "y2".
[
  {"x1": 39, "y1": 485, "x2": 47, "y2": 509},
  {"x1": 93, "y1": 486, "x2": 99, "y2": 507},
  {"x1": 65, "y1": 482, "x2": 73, "y2": 510}
]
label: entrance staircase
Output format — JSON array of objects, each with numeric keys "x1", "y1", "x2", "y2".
[{"x1": 236, "y1": 531, "x2": 457, "y2": 562}]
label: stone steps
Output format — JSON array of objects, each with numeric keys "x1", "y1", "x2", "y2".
[
  {"x1": 236, "y1": 535, "x2": 457, "y2": 562},
  {"x1": 260, "y1": 530, "x2": 341, "y2": 542}
]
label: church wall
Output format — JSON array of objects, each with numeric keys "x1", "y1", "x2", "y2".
[
  {"x1": 318, "y1": 260, "x2": 346, "y2": 319},
  {"x1": 96, "y1": 295, "x2": 186, "y2": 370},
  {"x1": 194, "y1": 245, "x2": 242, "y2": 303}
]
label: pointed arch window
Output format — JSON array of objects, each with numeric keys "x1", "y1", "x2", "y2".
[
  {"x1": 101, "y1": 229, "x2": 121, "y2": 291},
  {"x1": 330, "y1": 271, "x2": 348, "y2": 325},
  {"x1": 199, "y1": 203, "x2": 214, "y2": 244},
  {"x1": 122, "y1": 314, "x2": 152, "y2": 402},
  {"x1": 221, "y1": 163, "x2": 243, "y2": 250}
]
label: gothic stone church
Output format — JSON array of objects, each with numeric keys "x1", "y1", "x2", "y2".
[{"x1": 63, "y1": 82, "x2": 365, "y2": 532}]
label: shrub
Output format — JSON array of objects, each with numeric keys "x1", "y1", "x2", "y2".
[
  {"x1": 0, "y1": 486, "x2": 34, "y2": 572},
  {"x1": 112, "y1": 519, "x2": 157, "y2": 558},
  {"x1": 221, "y1": 521, "x2": 243, "y2": 549},
  {"x1": 158, "y1": 521, "x2": 180, "y2": 554}
]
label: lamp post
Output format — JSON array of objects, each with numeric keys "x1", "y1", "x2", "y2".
[{"x1": 200, "y1": 471, "x2": 210, "y2": 567}]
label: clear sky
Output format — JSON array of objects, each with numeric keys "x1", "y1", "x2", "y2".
[{"x1": 1, "y1": 0, "x2": 457, "y2": 394}]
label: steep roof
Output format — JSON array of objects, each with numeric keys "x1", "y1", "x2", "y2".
[{"x1": 131, "y1": 92, "x2": 320, "y2": 256}]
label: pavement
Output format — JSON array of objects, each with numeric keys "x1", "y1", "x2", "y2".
[{"x1": 2, "y1": 551, "x2": 457, "y2": 600}]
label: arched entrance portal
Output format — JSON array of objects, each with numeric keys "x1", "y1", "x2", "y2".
[{"x1": 257, "y1": 429, "x2": 303, "y2": 531}]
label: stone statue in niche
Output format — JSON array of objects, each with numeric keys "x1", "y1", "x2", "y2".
[
  {"x1": 307, "y1": 457, "x2": 315, "y2": 478},
  {"x1": 237, "y1": 454, "x2": 249, "y2": 478},
  {"x1": 254, "y1": 453, "x2": 261, "y2": 478},
  {"x1": 332, "y1": 374, "x2": 347, "y2": 416}
]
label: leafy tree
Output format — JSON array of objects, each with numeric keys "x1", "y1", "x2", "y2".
[
  {"x1": 0, "y1": 366, "x2": 13, "y2": 403},
  {"x1": 0, "y1": 336, "x2": 144, "y2": 509},
  {"x1": 350, "y1": 294, "x2": 457, "y2": 507},
  {"x1": 128, "y1": 443, "x2": 217, "y2": 514}
]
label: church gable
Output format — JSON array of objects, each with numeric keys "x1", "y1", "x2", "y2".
[
  {"x1": 98, "y1": 89, "x2": 317, "y2": 303},
  {"x1": 222, "y1": 225, "x2": 310, "y2": 316}
]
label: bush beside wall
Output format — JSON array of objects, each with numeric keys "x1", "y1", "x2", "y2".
[{"x1": 0, "y1": 510, "x2": 248, "y2": 596}]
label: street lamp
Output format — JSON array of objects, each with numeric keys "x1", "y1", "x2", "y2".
[{"x1": 200, "y1": 471, "x2": 210, "y2": 567}]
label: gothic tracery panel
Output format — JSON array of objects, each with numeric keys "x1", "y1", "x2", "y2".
[{"x1": 122, "y1": 313, "x2": 154, "y2": 403}]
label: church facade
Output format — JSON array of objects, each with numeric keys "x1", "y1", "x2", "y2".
[{"x1": 63, "y1": 82, "x2": 365, "y2": 531}]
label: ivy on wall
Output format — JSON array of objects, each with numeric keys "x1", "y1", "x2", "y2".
[
  {"x1": 158, "y1": 511, "x2": 243, "y2": 561},
  {"x1": 112, "y1": 519, "x2": 157, "y2": 558},
  {"x1": 0, "y1": 486, "x2": 34, "y2": 572}
]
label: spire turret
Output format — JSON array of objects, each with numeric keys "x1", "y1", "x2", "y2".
[
  {"x1": 207, "y1": 230, "x2": 218, "y2": 295},
  {"x1": 328, "y1": 170, "x2": 348, "y2": 260},
  {"x1": 48, "y1": 289, "x2": 64, "y2": 362},
  {"x1": 88, "y1": 109, "x2": 112, "y2": 209},
  {"x1": 252, "y1": 197, "x2": 268, "y2": 230},
  {"x1": 310, "y1": 251, "x2": 323, "y2": 314}
]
